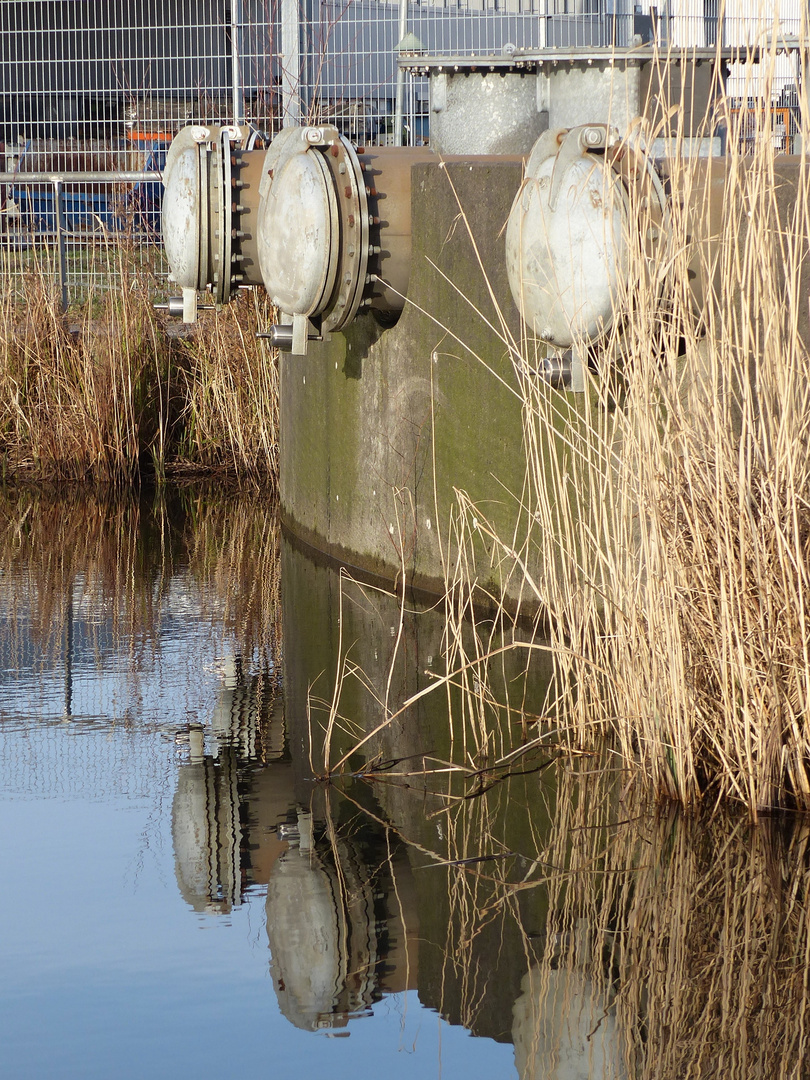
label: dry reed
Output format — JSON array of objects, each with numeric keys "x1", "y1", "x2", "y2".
[
  {"x1": 172, "y1": 290, "x2": 279, "y2": 481},
  {"x1": 420, "y1": 32, "x2": 810, "y2": 815},
  {"x1": 0, "y1": 258, "x2": 279, "y2": 485}
]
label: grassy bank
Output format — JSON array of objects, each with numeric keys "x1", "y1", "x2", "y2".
[{"x1": 0, "y1": 264, "x2": 278, "y2": 486}]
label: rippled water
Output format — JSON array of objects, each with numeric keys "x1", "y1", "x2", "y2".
[{"x1": 1, "y1": 487, "x2": 808, "y2": 1080}]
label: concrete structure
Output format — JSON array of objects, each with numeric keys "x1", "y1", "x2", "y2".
[
  {"x1": 159, "y1": 31, "x2": 809, "y2": 604},
  {"x1": 278, "y1": 155, "x2": 533, "y2": 600}
]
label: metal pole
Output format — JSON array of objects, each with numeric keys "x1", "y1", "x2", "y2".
[
  {"x1": 0, "y1": 171, "x2": 161, "y2": 184},
  {"x1": 281, "y1": 0, "x2": 301, "y2": 125},
  {"x1": 231, "y1": 0, "x2": 245, "y2": 126},
  {"x1": 54, "y1": 179, "x2": 68, "y2": 311},
  {"x1": 393, "y1": 0, "x2": 409, "y2": 146}
]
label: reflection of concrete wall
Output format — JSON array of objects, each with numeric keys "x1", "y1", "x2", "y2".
[{"x1": 280, "y1": 534, "x2": 556, "y2": 1041}]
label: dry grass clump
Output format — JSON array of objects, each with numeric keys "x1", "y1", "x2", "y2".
[
  {"x1": 590, "y1": 53, "x2": 810, "y2": 813},
  {"x1": 0, "y1": 263, "x2": 278, "y2": 485},
  {"x1": 0, "y1": 266, "x2": 176, "y2": 483},
  {"x1": 172, "y1": 290, "x2": 279, "y2": 482}
]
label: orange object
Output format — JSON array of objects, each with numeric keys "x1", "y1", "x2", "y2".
[{"x1": 126, "y1": 129, "x2": 174, "y2": 144}]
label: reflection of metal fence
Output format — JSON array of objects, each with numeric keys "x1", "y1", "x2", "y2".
[{"x1": 0, "y1": 0, "x2": 805, "y2": 300}]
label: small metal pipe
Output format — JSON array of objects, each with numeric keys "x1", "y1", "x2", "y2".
[
  {"x1": 156, "y1": 297, "x2": 216, "y2": 318},
  {"x1": 260, "y1": 324, "x2": 294, "y2": 350}
]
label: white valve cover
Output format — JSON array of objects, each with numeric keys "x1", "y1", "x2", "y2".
[
  {"x1": 257, "y1": 150, "x2": 338, "y2": 317},
  {"x1": 161, "y1": 145, "x2": 202, "y2": 290},
  {"x1": 506, "y1": 153, "x2": 627, "y2": 349}
]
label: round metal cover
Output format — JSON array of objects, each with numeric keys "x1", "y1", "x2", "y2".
[
  {"x1": 506, "y1": 155, "x2": 627, "y2": 348},
  {"x1": 162, "y1": 145, "x2": 201, "y2": 290},
  {"x1": 257, "y1": 150, "x2": 338, "y2": 317}
]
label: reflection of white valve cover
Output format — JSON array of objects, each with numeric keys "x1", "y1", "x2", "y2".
[
  {"x1": 512, "y1": 965, "x2": 627, "y2": 1080},
  {"x1": 266, "y1": 833, "x2": 379, "y2": 1032},
  {"x1": 266, "y1": 848, "x2": 349, "y2": 1030},
  {"x1": 506, "y1": 131, "x2": 628, "y2": 350},
  {"x1": 172, "y1": 757, "x2": 240, "y2": 914}
]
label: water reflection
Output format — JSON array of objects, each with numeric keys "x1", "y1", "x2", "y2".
[
  {"x1": 172, "y1": 646, "x2": 287, "y2": 914},
  {"x1": 266, "y1": 801, "x2": 417, "y2": 1032},
  {"x1": 513, "y1": 935, "x2": 626, "y2": 1080},
  {"x1": 1, "y1": 486, "x2": 809, "y2": 1079}
]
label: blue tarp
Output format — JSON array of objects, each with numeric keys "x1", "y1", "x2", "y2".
[{"x1": 11, "y1": 145, "x2": 166, "y2": 239}]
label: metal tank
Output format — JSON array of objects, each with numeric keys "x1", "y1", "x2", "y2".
[
  {"x1": 255, "y1": 124, "x2": 434, "y2": 354},
  {"x1": 161, "y1": 122, "x2": 434, "y2": 353}
]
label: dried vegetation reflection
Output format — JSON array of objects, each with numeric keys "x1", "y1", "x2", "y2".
[
  {"x1": 307, "y1": 569, "x2": 810, "y2": 1076},
  {"x1": 0, "y1": 483, "x2": 281, "y2": 663},
  {"x1": 325, "y1": 754, "x2": 810, "y2": 1078}
]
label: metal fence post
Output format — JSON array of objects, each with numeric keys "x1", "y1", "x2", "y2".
[
  {"x1": 393, "y1": 0, "x2": 410, "y2": 146},
  {"x1": 231, "y1": 0, "x2": 245, "y2": 126},
  {"x1": 54, "y1": 179, "x2": 68, "y2": 311},
  {"x1": 281, "y1": 0, "x2": 302, "y2": 125}
]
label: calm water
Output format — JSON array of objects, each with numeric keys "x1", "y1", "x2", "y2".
[{"x1": 0, "y1": 488, "x2": 807, "y2": 1080}]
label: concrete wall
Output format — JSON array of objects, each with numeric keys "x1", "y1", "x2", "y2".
[{"x1": 279, "y1": 157, "x2": 543, "y2": 603}]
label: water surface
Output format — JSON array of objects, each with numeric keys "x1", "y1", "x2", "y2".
[{"x1": 0, "y1": 487, "x2": 807, "y2": 1080}]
